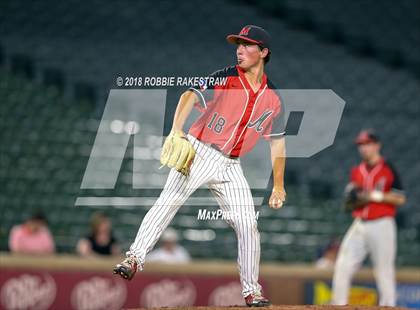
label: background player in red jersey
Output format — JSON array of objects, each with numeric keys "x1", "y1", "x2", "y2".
[
  {"x1": 113, "y1": 25, "x2": 286, "y2": 307},
  {"x1": 332, "y1": 129, "x2": 406, "y2": 306}
]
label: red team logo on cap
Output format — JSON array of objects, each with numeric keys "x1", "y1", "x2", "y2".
[{"x1": 239, "y1": 26, "x2": 251, "y2": 36}]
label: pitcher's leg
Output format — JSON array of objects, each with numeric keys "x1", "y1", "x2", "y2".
[
  {"x1": 128, "y1": 152, "x2": 211, "y2": 267},
  {"x1": 210, "y1": 162, "x2": 262, "y2": 297},
  {"x1": 237, "y1": 212, "x2": 261, "y2": 297},
  {"x1": 127, "y1": 170, "x2": 189, "y2": 265},
  {"x1": 332, "y1": 220, "x2": 368, "y2": 305}
]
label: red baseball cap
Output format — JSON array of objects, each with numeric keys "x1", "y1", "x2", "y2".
[
  {"x1": 226, "y1": 25, "x2": 271, "y2": 50},
  {"x1": 355, "y1": 129, "x2": 380, "y2": 145}
]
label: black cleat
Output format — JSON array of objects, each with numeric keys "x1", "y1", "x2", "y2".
[
  {"x1": 113, "y1": 256, "x2": 138, "y2": 280},
  {"x1": 245, "y1": 293, "x2": 271, "y2": 307}
]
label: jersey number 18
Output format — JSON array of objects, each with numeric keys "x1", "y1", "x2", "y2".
[{"x1": 207, "y1": 112, "x2": 226, "y2": 134}]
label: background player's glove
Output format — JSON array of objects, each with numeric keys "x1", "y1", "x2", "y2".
[
  {"x1": 343, "y1": 183, "x2": 367, "y2": 211},
  {"x1": 160, "y1": 130, "x2": 196, "y2": 176}
]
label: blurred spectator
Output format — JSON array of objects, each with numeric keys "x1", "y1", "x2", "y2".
[
  {"x1": 146, "y1": 228, "x2": 191, "y2": 263},
  {"x1": 9, "y1": 211, "x2": 55, "y2": 255},
  {"x1": 76, "y1": 212, "x2": 120, "y2": 257},
  {"x1": 315, "y1": 239, "x2": 340, "y2": 270}
]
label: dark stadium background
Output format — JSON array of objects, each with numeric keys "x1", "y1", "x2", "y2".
[{"x1": 0, "y1": 0, "x2": 419, "y2": 308}]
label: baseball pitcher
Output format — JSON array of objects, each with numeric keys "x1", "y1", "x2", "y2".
[{"x1": 113, "y1": 25, "x2": 287, "y2": 307}]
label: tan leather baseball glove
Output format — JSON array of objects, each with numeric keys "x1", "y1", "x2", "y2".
[{"x1": 160, "y1": 130, "x2": 196, "y2": 176}]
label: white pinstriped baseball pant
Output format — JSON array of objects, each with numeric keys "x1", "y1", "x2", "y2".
[{"x1": 128, "y1": 134, "x2": 262, "y2": 296}]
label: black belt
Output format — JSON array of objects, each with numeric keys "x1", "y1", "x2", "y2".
[{"x1": 208, "y1": 144, "x2": 239, "y2": 159}]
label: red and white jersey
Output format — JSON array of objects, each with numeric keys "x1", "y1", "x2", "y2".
[
  {"x1": 350, "y1": 158, "x2": 404, "y2": 220},
  {"x1": 188, "y1": 65, "x2": 285, "y2": 158}
]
